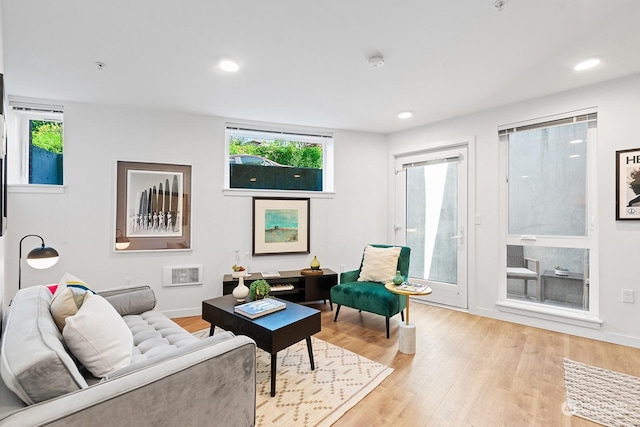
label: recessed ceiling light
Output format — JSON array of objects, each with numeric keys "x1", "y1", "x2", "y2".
[
  {"x1": 398, "y1": 111, "x2": 413, "y2": 119},
  {"x1": 219, "y1": 59, "x2": 240, "y2": 72},
  {"x1": 574, "y1": 58, "x2": 600, "y2": 71}
]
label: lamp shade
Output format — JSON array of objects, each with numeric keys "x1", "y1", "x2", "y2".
[
  {"x1": 26, "y1": 246, "x2": 60, "y2": 269},
  {"x1": 115, "y1": 229, "x2": 130, "y2": 250}
]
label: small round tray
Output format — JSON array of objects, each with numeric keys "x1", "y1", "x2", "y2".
[{"x1": 300, "y1": 268, "x2": 324, "y2": 275}]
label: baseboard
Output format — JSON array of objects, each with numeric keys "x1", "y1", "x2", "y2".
[{"x1": 162, "y1": 307, "x2": 202, "y2": 319}]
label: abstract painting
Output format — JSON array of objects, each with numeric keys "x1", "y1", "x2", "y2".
[{"x1": 253, "y1": 197, "x2": 309, "y2": 255}]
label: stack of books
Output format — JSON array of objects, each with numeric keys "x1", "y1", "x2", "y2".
[{"x1": 234, "y1": 298, "x2": 286, "y2": 319}]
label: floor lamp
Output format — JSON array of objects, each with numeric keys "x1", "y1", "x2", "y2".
[{"x1": 18, "y1": 234, "x2": 60, "y2": 290}]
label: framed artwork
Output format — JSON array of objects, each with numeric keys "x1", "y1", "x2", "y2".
[
  {"x1": 252, "y1": 197, "x2": 310, "y2": 255},
  {"x1": 616, "y1": 148, "x2": 640, "y2": 220},
  {"x1": 115, "y1": 161, "x2": 192, "y2": 251}
]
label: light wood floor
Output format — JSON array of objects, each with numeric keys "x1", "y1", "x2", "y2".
[{"x1": 174, "y1": 301, "x2": 640, "y2": 426}]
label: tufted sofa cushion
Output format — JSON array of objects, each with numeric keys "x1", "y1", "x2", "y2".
[{"x1": 123, "y1": 311, "x2": 199, "y2": 363}]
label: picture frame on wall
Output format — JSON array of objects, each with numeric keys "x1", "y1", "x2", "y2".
[
  {"x1": 115, "y1": 161, "x2": 192, "y2": 251},
  {"x1": 616, "y1": 148, "x2": 640, "y2": 220},
  {"x1": 252, "y1": 197, "x2": 310, "y2": 255}
]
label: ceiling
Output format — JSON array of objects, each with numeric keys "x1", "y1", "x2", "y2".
[{"x1": 2, "y1": 0, "x2": 640, "y2": 134}]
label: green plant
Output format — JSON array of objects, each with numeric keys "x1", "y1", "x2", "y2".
[{"x1": 249, "y1": 279, "x2": 270, "y2": 300}]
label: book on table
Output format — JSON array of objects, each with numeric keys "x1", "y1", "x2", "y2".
[
  {"x1": 396, "y1": 282, "x2": 429, "y2": 293},
  {"x1": 234, "y1": 298, "x2": 287, "y2": 319}
]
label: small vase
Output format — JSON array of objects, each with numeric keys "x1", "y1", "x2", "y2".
[
  {"x1": 310, "y1": 256, "x2": 321, "y2": 270},
  {"x1": 232, "y1": 276, "x2": 249, "y2": 302},
  {"x1": 393, "y1": 270, "x2": 404, "y2": 285}
]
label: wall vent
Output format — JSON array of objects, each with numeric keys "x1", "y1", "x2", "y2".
[{"x1": 162, "y1": 265, "x2": 203, "y2": 287}]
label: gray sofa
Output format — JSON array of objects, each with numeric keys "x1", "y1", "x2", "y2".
[{"x1": 0, "y1": 285, "x2": 256, "y2": 426}]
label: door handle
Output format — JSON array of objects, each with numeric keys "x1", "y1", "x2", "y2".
[{"x1": 450, "y1": 227, "x2": 464, "y2": 246}]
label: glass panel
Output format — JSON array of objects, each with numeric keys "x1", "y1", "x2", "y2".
[
  {"x1": 506, "y1": 245, "x2": 589, "y2": 310},
  {"x1": 508, "y1": 122, "x2": 587, "y2": 236},
  {"x1": 229, "y1": 136, "x2": 323, "y2": 191},
  {"x1": 29, "y1": 119, "x2": 63, "y2": 185},
  {"x1": 407, "y1": 162, "x2": 457, "y2": 284}
]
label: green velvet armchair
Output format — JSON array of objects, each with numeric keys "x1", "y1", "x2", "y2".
[{"x1": 330, "y1": 244, "x2": 410, "y2": 338}]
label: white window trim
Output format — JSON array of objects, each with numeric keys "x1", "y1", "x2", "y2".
[
  {"x1": 498, "y1": 108, "x2": 600, "y2": 323},
  {"x1": 224, "y1": 123, "x2": 334, "y2": 196},
  {"x1": 6, "y1": 99, "x2": 64, "y2": 191}
]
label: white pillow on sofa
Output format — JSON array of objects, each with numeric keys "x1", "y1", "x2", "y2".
[
  {"x1": 357, "y1": 245, "x2": 401, "y2": 284},
  {"x1": 63, "y1": 292, "x2": 134, "y2": 378}
]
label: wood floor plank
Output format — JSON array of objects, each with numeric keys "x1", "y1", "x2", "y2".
[{"x1": 173, "y1": 300, "x2": 640, "y2": 426}]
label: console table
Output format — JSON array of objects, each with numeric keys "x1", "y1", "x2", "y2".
[{"x1": 223, "y1": 269, "x2": 338, "y2": 308}]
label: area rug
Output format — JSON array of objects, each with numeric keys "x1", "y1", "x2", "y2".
[
  {"x1": 563, "y1": 358, "x2": 640, "y2": 426},
  {"x1": 193, "y1": 329, "x2": 393, "y2": 426}
]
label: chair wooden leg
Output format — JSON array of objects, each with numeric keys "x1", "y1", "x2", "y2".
[
  {"x1": 386, "y1": 317, "x2": 390, "y2": 339},
  {"x1": 333, "y1": 305, "x2": 341, "y2": 321}
]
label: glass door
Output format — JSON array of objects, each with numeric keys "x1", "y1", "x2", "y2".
[{"x1": 395, "y1": 146, "x2": 468, "y2": 309}]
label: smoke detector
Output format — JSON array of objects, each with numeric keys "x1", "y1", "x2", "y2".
[
  {"x1": 494, "y1": 0, "x2": 508, "y2": 11},
  {"x1": 367, "y1": 55, "x2": 385, "y2": 69}
]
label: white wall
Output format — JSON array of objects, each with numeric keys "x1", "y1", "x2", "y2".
[
  {"x1": 388, "y1": 72, "x2": 640, "y2": 347},
  {"x1": 4, "y1": 103, "x2": 388, "y2": 317}
]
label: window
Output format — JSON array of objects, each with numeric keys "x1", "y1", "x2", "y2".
[
  {"x1": 7, "y1": 101, "x2": 64, "y2": 186},
  {"x1": 501, "y1": 110, "x2": 597, "y2": 314},
  {"x1": 225, "y1": 125, "x2": 334, "y2": 193}
]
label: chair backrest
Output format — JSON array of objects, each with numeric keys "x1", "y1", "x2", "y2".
[
  {"x1": 506, "y1": 245, "x2": 525, "y2": 268},
  {"x1": 359, "y1": 244, "x2": 411, "y2": 277}
]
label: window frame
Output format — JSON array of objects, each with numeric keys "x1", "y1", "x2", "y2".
[
  {"x1": 497, "y1": 109, "x2": 600, "y2": 325},
  {"x1": 223, "y1": 124, "x2": 334, "y2": 196},
  {"x1": 7, "y1": 100, "x2": 64, "y2": 191}
]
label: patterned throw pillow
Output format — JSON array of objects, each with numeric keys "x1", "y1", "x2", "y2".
[
  {"x1": 50, "y1": 273, "x2": 95, "y2": 331},
  {"x1": 357, "y1": 245, "x2": 401, "y2": 284}
]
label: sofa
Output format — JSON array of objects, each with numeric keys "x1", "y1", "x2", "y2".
[{"x1": 0, "y1": 283, "x2": 256, "y2": 426}]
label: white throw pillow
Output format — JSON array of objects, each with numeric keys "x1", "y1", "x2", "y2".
[
  {"x1": 63, "y1": 292, "x2": 133, "y2": 378},
  {"x1": 357, "y1": 245, "x2": 402, "y2": 284}
]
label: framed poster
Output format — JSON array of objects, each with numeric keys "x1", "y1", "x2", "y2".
[
  {"x1": 252, "y1": 197, "x2": 310, "y2": 255},
  {"x1": 616, "y1": 148, "x2": 640, "y2": 220},
  {"x1": 115, "y1": 161, "x2": 192, "y2": 251}
]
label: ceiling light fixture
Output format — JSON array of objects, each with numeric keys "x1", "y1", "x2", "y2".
[
  {"x1": 219, "y1": 59, "x2": 240, "y2": 72},
  {"x1": 398, "y1": 111, "x2": 413, "y2": 119},
  {"x1": 367, "y1": 55, "x2": 385, "y2": 69},
  {"x1": 574, "y1": 58, "x2": 600, "y2": 71}
]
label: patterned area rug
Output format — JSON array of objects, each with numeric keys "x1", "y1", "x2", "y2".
[
  {"x1": 193, "y1": 329, "x2": 393, "y2": 426},
  {"x1": 563, "y1": 358, "x2": 640, "y2": 426}
]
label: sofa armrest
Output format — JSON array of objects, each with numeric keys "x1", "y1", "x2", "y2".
[
  {"x1": 340, "y1": 270, "x2": 360, "y2": 283},
  {"x1": 0, "y1": 335, "x2": 256, "y2": 427}
]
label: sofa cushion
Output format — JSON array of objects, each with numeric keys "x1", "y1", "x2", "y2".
[
  {"x1": 0, "y1": 286, "x2": 88, "y2": 405},
  {"x1": 50, "y1": 286, "x2": 92, "y2": 331},
  {"x1": 123, "y1": 311, "x2": 199, "y2": 364},
  {"x1": 63, "y1": 293, "x2": 134, "y2": 378},
  {"x1": 357, "y1": 245, "x2": 401, "y2": 284},
  {"x1": 55, "y1": 273, "x2": 94, "y2": 296}
]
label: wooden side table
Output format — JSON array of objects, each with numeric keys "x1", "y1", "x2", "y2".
[{"x1": 385, "y1": 283, "x2": 432, "y2": 354}]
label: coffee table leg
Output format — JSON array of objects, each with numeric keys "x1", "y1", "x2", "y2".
[
  {"x1": 306, "y1": 337, "x2": 315, "y2": 370},
  {"x1": 270, "y1": 353, "x2": 277, "y2": 397},
  {"x1": 209, "y1": 324, "x2": 215, "y2": 337}
]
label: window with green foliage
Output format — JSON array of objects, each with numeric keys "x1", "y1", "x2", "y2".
[
  {"x1": 7, "y1": 103, "x2": 64, "y2": 186},
  {"x1": 225, "y1": 126, "x2": 333, "y2": 192}
]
